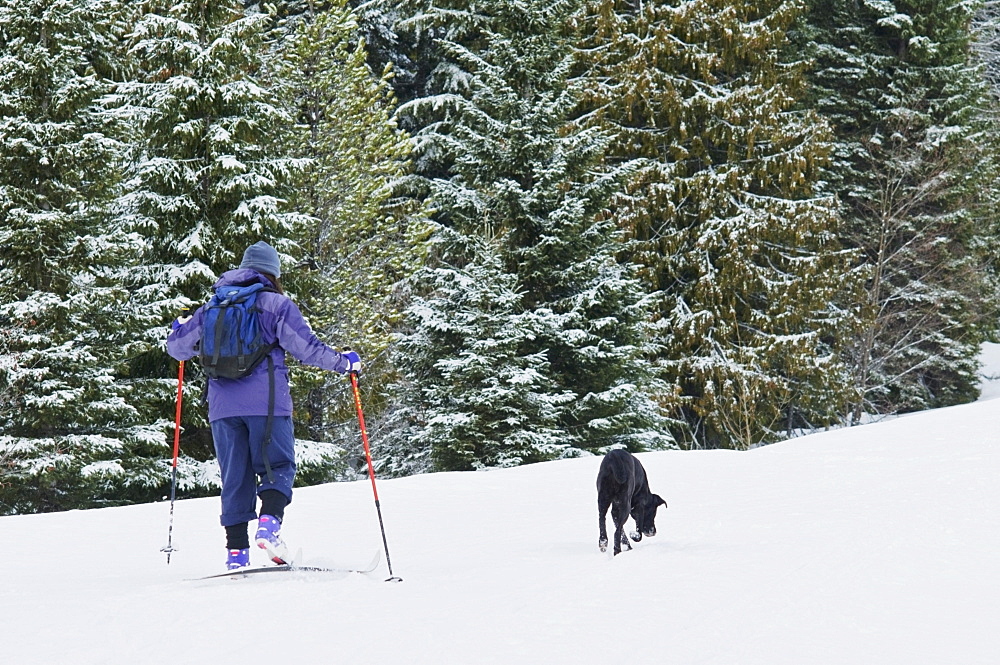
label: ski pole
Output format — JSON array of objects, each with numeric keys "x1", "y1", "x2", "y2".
[
  {"x1": 161, "y1": 358, "x2": 184, "y2": 564},
  {"x1": 349, "y1": 371, "x2": 402, "y2": 583}
]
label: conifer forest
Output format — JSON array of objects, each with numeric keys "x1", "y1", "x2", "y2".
[{"x1": 2, "y1": 0, "x2": 1000, "y2": 514}]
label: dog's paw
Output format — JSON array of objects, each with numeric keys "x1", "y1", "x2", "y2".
[
  {"x1": 629, "y1": 530, "x2": 642, "y2": 542},
  {"x1": 599, "y1": 537, "x2": 608, "y2": 552}
]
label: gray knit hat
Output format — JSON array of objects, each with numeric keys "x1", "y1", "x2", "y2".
[{"x1": 239, "y1": 241, "x2": 281, "y2": 277}]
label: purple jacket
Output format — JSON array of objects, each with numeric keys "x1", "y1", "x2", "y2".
[{"x1": 166, "y1": 269, "x2": 351, "y2": 421}]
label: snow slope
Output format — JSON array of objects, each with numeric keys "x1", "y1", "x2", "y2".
[{"x1": 3, "y1": 350, "x2": 1000, "y2": 664}]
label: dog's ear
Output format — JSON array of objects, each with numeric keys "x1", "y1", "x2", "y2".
[{"x1": 653, "y1": 494, "x2": 667, "y2": 510}]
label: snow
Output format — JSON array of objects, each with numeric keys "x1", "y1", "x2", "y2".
[{"x1": 3, "y1": 351, "x2": 1000, "y2": 664}]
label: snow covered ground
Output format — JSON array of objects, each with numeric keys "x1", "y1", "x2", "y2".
[{"x1": 3, "y1": 347, "x2": 1000, "y2": 664}]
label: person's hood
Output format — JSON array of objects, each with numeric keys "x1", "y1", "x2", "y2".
[{"x1": 213, "y1": 268, "x2": 275, "y2": 290}]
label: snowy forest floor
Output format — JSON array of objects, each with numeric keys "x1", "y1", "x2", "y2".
[{"x1": 3, "y1": 346, "x2": 1000, "y2": 664}]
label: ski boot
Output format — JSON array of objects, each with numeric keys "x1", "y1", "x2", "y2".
[
  {"x1": 255, "y1": 514, "x2": 289, "y2": 564},
  {"x1": 226, "y1": 548, "x2": 250, "y2": 570}
]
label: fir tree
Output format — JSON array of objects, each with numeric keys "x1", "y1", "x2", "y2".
[
  {"x1": 800, "y1": 0, "x2": 1000, "y2": 419},
  {"x1": 354, "y1": 0, "x2": 490, "y2": 123},
  {"x1": 390, "y1": 0, "x2": 673, "y2": 467},
  {"x1": 117, "y1": 0, "x2": 308, "y2": 300},
  {"x1": 386, "y1": 229, "x2": 574, "y2": 473},
  {"x1": 578, "y1": 0, "x2": 860, "y2": 449},
  {"x1": 266, "y1": 0, "x2": 426, "y2": 459},
  {"x1": 111, "y1": 0, "x2": 316, "y2": 495},
  {"x1": 974, "y1": 0, "x2": 1000, "y2": 96},
  {"x1": 0, "y1": 0, "x2": 167, "y2": 513}
]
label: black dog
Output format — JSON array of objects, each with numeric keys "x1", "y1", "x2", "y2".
[{"x1": 597, "y1": 449, "x2": 667, "y2": 555}]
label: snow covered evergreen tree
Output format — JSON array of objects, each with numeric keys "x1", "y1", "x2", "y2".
[
  {"x1": 799, "y1": 0, "x2": 1000, "y2": 419},
  {"x1": 386, "y1": 0, "x2": 674, "y2": 468},
  {"x1": 353, "y1": 0, "x2": 487, "y2": 126},
  {"x1": 577, "y1": 0, "x2": 860, "y2": 449},
  {"x1": 117, "y1": 0, "x2": 308, "y2": 304},
  {"x1": 385, "y1": 229, "x2": 574, "y2": 473},
  {"x1": 110, "y1": 0, "x2": 320, "y2": 495},
  {"x1": 266, "y1": 0, "x2": 426, "y2": 455},
  {"x1": 974, "y1": 1, "x2": 1000, "y2": 97},
  {"x1": 0, "y1": 0, "x2": 169, "y2": 513}
]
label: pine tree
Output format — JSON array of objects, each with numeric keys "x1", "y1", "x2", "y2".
[
  {"x1": 388, "y1": 0, "x2": 674, "y2": 468},
  {"x1": 386, "y1": 229, "x2": 574, "y2": 473},
  {"x1": 117, "y1": 1, "x2": 308, "y2": 299},
  {"x1": 975, "y1": 1, "x2": 1000, "y2": 94},
  {"x1": 111, "y1": 0, "x2": 315, "y2": 495},
  {"x1": 0, "y1": 0, "x2": 168, "y2": 513},
  {"x1": 800, "y1": 0, "x2": 1000, "y2": 419},
  {"x1": 577, "y1": 0, "x2": 860, "y2": 449},
  {"x1": 353, "y1": 0, "x2": 490, "y2": 120},
  {"x1": 267, "y1": 1, "x2": 426, "y2": 452}
]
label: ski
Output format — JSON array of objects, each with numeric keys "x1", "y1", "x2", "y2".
[{"x1": 194, "y1": 549, "x2": 380, "y2": 581}]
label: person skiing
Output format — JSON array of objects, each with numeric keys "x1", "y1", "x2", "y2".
[{"x1": 166, "y1": 240, "x2": 361, "y2": 570}]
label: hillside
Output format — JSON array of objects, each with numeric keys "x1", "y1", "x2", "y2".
[{"x1": 3, "y1": 349, "x2": 999, "y2": 664}]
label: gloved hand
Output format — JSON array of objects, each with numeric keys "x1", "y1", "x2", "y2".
[{"x1": 342, "y1": 348, "x2": 362, "y2": 375}]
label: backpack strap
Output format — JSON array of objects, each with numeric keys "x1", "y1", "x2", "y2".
[
  {"x1": 209, "y1": 300, "x2": 228, "y2": 370},
  {"x1": 261, "y1": 353, "x2": 276, "y2": 484},
  {"x1": 258, "y1": 285, "x2": 277, "y2": 483}
]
